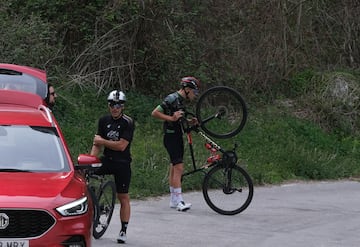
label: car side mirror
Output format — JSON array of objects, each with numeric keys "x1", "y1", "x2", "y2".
[{"x1": 75, "y1": 154, "x2": 102, "y2": 170}]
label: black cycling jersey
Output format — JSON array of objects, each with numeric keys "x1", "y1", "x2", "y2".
[
  {"x1": 96, "y1": 114, "x2": 135, "y2": 163},
  {"x1": 160, "y1": 91, "x2": 185, "y2": 134}
]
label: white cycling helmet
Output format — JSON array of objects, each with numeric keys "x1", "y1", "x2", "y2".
[{"x1": 107, "y1": 90, "x2": 126, "y2": 103}]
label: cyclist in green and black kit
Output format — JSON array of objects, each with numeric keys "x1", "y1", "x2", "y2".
[{"x1": 151, "y1": 76, "x2": 200, "y2": 211}]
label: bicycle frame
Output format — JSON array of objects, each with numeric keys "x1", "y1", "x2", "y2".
[{"x1": 181, "y1": 120, "x2": 232, "y2": 178}]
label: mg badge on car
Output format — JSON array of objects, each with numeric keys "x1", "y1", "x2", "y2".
[{"x1": 0, "y1": 213, "x2": 9, "y2": 229}]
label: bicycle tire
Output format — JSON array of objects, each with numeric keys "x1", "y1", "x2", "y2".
[
  {"x1": 88, "y1": 186, "x2": 100, "y2": 237},
  {"x1": 196, "y1": 86, "x2": 247, "y2": 139},
  {"x1": 202, "y1": 163, "x2": 253, "y2": 215},
  {"x1": 93, "y1": 180, "x2": 116, "y2": 239}
]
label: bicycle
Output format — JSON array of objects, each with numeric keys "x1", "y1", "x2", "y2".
[
  {"x1": 181, "y1": 86, "x2": 253, "y2": 215},
  {"x1": 77, "y1": 157, "x2": 116, "y2": 239}
]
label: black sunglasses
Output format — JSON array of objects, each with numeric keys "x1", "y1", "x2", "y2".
[{"x1": 108, "y1": 101, "x2": 124, "y2": 109}]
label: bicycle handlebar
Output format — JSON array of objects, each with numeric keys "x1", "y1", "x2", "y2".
[
  {"x1": 181, "y1": 110, "x2": 239, "y2": 155},
  {"x1": 182, "y1": 108, "x2": 226, "y2": 131}
]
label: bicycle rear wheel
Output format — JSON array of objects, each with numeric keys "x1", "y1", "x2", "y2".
[
  {"x1": 202, "y1": 164, "x2": 253, "y2": 215},
  {"x1": 196, "y1": 86, "x2": 247, "y2": 139},
  {"x1": 93, "y1": 181, "x2": 116, "y2": 239}
]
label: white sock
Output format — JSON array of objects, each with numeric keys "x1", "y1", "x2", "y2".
[
  {"x1": 173, "y1": 187, "x2": 183, "y2": 204},
  {"x1": 170, "y1": 186, "x2": 175, "y2": 202}
]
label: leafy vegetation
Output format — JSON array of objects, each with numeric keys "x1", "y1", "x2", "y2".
[
  {"x1": 1, "y1": 0, "x2": 359, "y2": 198},
  {"x1": 53, "y1": 82, "x2": 360, "y2": 199},
  {"x1": 2, "y1": 1, "x2": 359, "y2": 95}
]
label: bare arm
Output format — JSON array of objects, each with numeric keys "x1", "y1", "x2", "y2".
[
  {"x1": 91, "y1": 134, "x2": 129, "y2": 153},
  {"x1": 90, "y1": 143, "x2": 101, "y2": 156},
  {"x1": 151, "y1": 107, "x2": 184, "y2": 122}
]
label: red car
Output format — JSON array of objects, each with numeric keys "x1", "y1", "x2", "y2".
[
  {"x1": 0, "y1": 63, "x2": 49, "y2": 105},
  {"x1": 0, "y1": 65, "x2": 93, "y2": 246}
]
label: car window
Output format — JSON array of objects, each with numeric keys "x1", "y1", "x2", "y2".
[
  {"x1": 0, "y1": 69, "x2": 47, "y2": 99},
  {"x1": 0, "y1": 125, "x2": 70, "y2": 172}
]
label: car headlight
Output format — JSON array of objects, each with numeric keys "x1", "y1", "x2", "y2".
[{"x1": 56, "y1": 197, "x2": 88, "y2": 216}]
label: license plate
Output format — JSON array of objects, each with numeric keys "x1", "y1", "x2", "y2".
[{"x1": 0, "y1": 240, "x2": 29, "y2": 247}]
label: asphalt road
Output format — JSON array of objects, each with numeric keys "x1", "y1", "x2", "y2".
[{"x1": 92, "y1": 180, "x2": 360, "y2": 247}]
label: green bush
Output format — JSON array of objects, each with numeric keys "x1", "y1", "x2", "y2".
[
  {"x1": 55, "y1": 87, "x2": 360, "y2": 199},
  {"x1": 0, "y1": 14, "x2": 59, "y2": 67},
  {"x1": 288, "y1": 71, "x2": 360, "y2": 136}
]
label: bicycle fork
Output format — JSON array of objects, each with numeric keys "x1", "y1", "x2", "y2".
[{"x1": 223, "y1": 166, "x2": 242, "y2": 194}]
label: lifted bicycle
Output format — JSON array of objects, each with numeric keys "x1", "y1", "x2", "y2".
[{"x1": 181, "y1": 86, "x2": 253, "y2": 215}]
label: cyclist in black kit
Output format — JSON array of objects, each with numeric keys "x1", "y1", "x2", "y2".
[
  {"x1": 151, "y1": 76, "x2": 200, "y2": 211},
  {"x1": 90, "y1": 90, "x2": 135, "y2": 244}
]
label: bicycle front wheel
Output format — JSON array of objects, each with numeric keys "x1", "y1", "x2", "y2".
[
  {"x1": 88, "y1": 186, "x2": 99, "y2": 236},
  {"x1": 93, "y1": 181, "x2": 116, "y2": 239},
  {"x1": 196, "y1": 86, "x2": 247, "y2": 139},
  {"x1": 202, "y1": 164, "x2": 253, "y2": 215}
]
